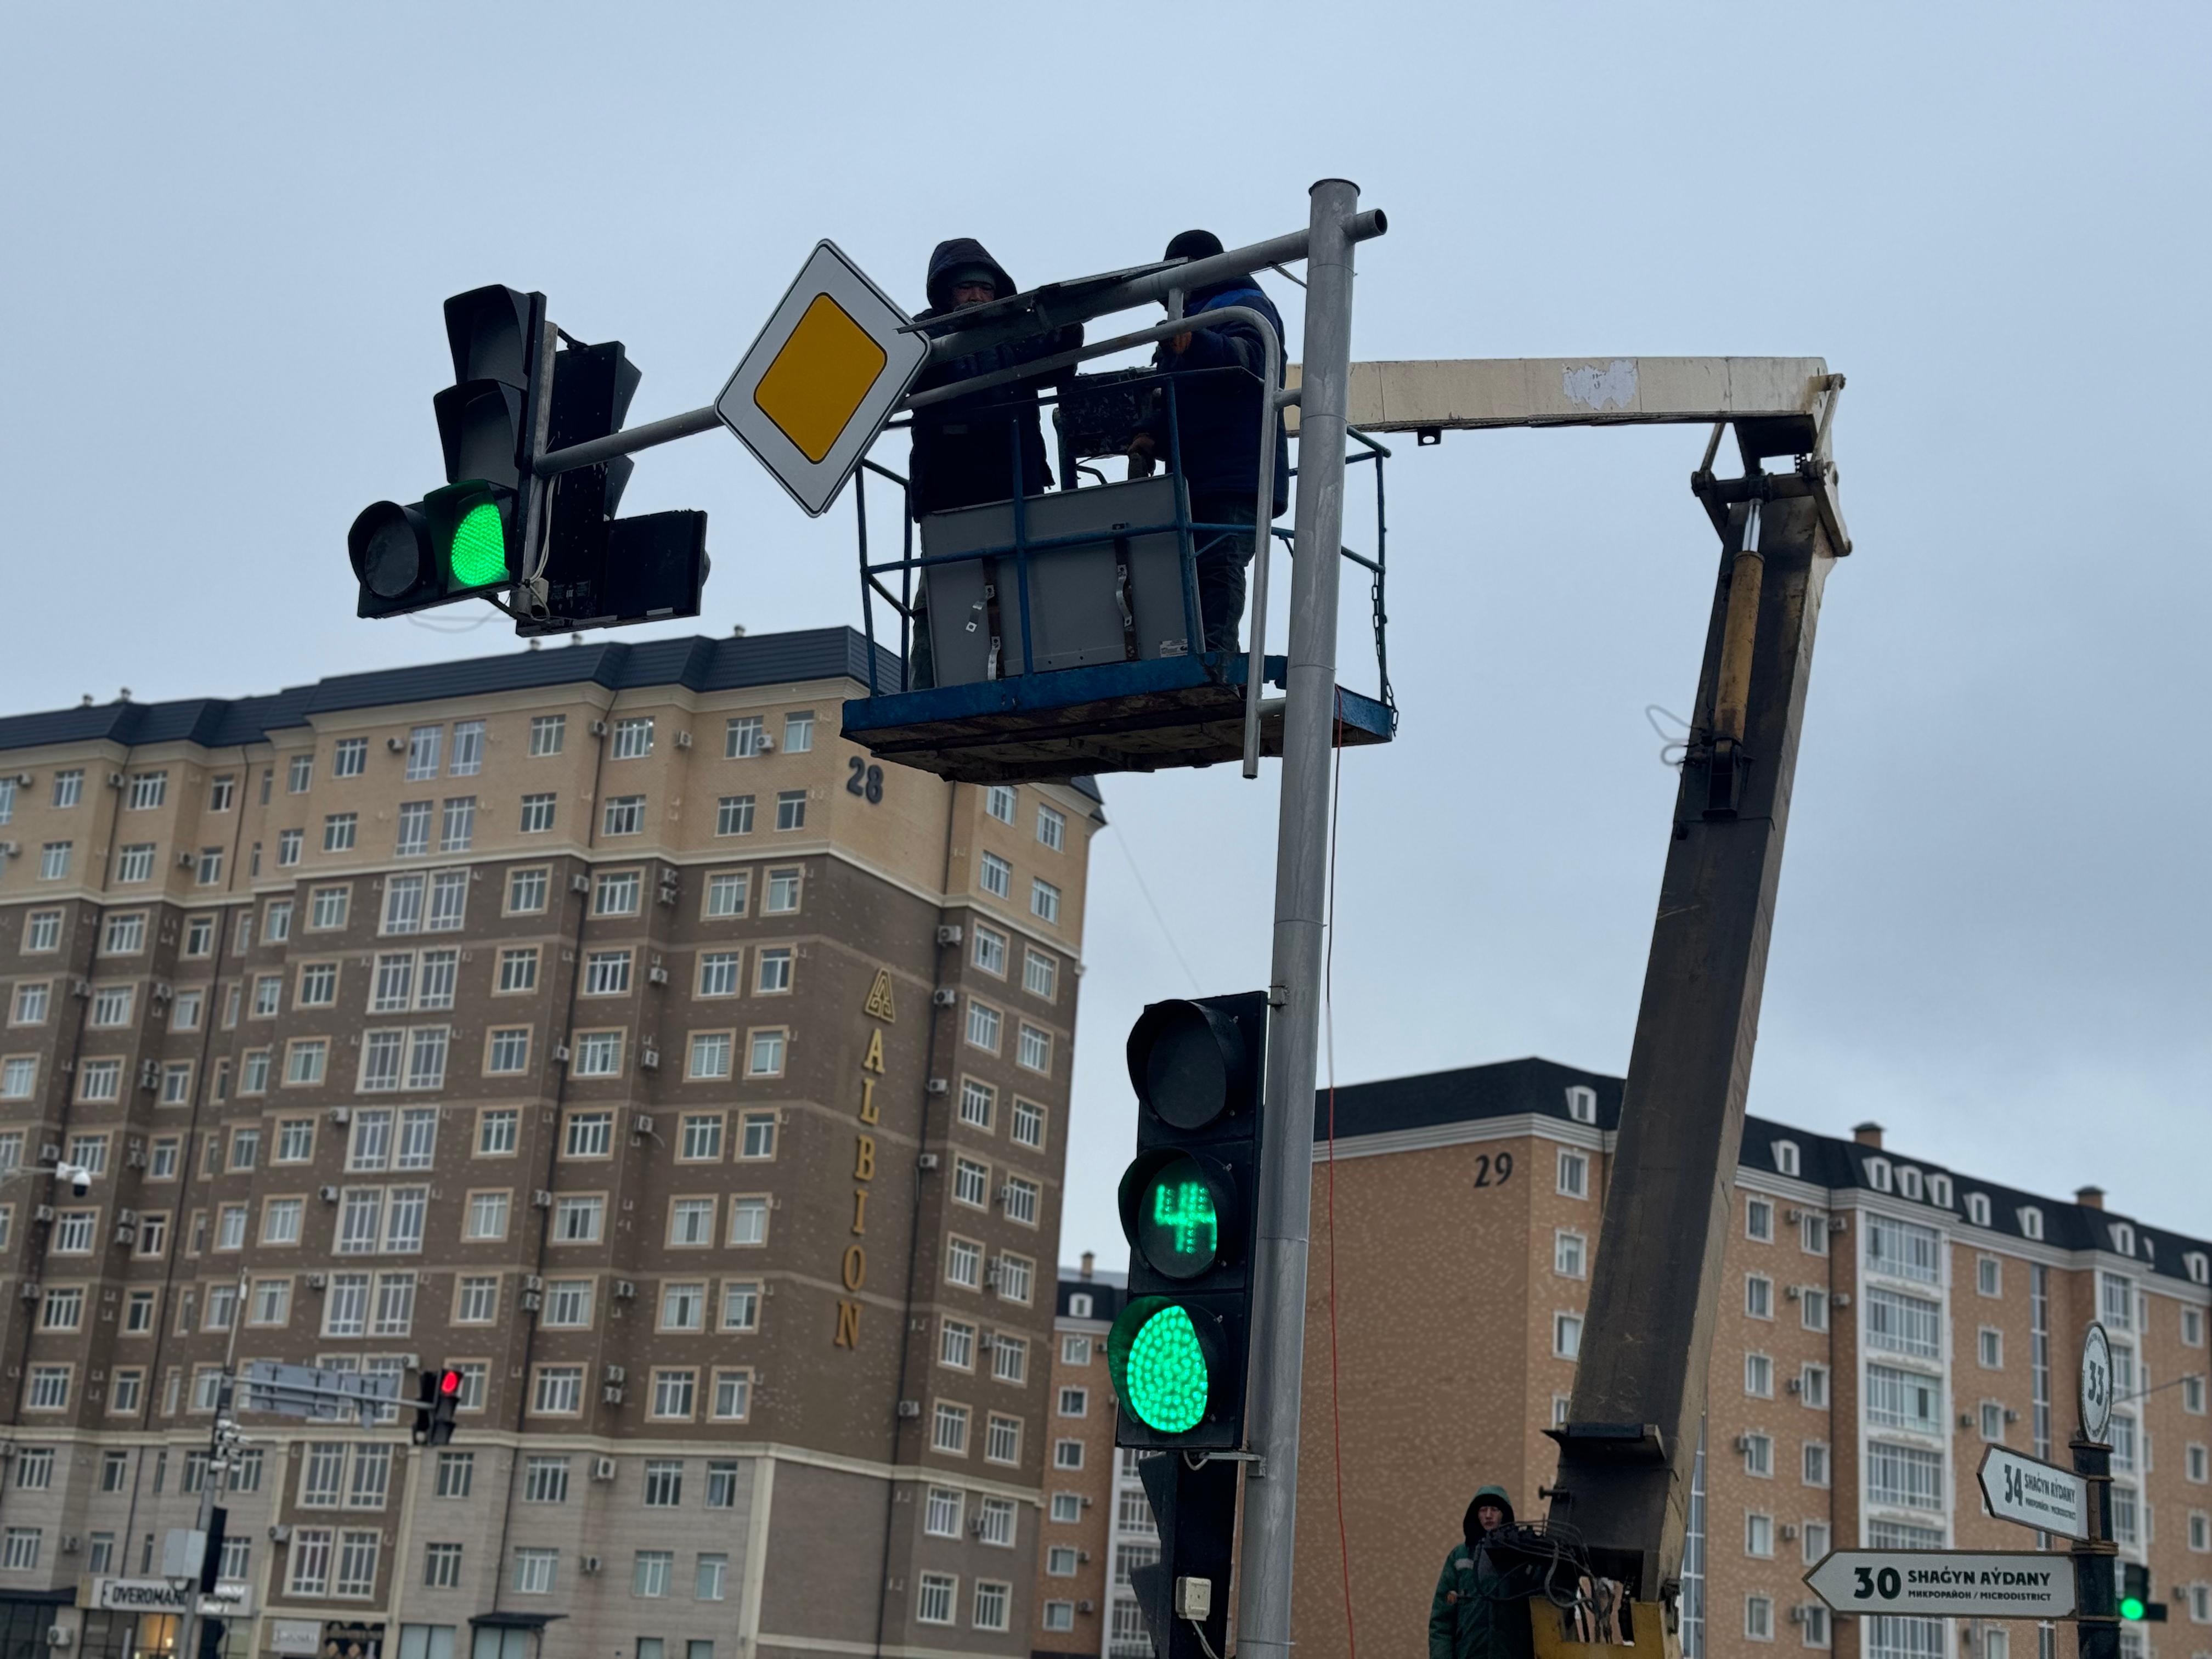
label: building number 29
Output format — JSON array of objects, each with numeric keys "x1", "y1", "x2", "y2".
[
  {"x1": 1852, "y1": 1567, "x2": 1903, "y2": 1601},
  {"x1": 847, "y1": 757, "x2": 884, "y2": 803},
  {"x1": 1472, "y1": 1152, "x2": 1514, "y2": 1188}
]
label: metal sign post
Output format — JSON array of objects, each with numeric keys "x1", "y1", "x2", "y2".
[
  {"x1": 2072, "y1": 1324, "x2": 2119, "y2": 1659},
  {"x1": 1235, "y1": 177, "x2": 1364, "y2": 1659}
]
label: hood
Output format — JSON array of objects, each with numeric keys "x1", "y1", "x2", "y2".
[
  {"x1": 925, "y1": 238, "x2": 1017, "y2": 314},
  {"x1": 1463, "y1": 1485, "x2": 1516, "y2": 1547}
]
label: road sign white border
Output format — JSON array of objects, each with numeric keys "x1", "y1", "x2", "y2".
[
  {"x1": 716, "y1": 239, "x2": 930, "y2": 518},
  {"x1": 2080, "y1": 1320, "x2": 2113, "y2": 1444},
  {"x1": 1803, "y1": 1548, "x2": 2079, "y2": 1620},
  {"x1": 1975, "y1": 1442, "x2": 2091, "y2": 1542}
]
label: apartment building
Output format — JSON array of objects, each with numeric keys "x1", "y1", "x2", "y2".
[
  {"x1": 1033, "y1": 1262, "x2": 1124, "y2": 1659},
  {"x1": 1040, "y1": 1057, "x2": 2212, "y2": 1659},
  {"x1": 0, "y1": 628, "x2": 1103, "y2": 1659}
]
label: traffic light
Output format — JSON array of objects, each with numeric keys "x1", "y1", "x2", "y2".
[
  {"x1": 350, "y1": 286, "x2": 551, "y2": 618},
  {"x1": 1109, "y1": 991, "x2": 1268, "y2": 1451},
  {"x1": 2120, "y1": 1561, "x2": 2166, "y2": 1622},
  {"x1": 514, "y1": 338, "x2": 709, "y2": 636},
  {"x1": 414, "y1": 1366, "x2": 464, "y2": 1447}
]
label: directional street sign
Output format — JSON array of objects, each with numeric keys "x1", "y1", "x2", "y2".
[
  {"x1": 2080, "y1": 1322, "x2": 2113, "y2": 1443},
  {"x1": 241, "y1": 1359, "x2": 399, "y2": 1421},
  {"x1": 1805, "y1": 1551, "x2": 2076, "y2": 1620},
  {"x1": 1978, "y1": 1444, "x2": 2092, "y2": 1541},
  {"x1": 716, "y1": 240, "x2": 930, "y2": 518}
]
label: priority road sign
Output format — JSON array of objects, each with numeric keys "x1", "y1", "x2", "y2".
[
  {"x1": 1804, "y1": 1550, "x2": 2076, "y2": 1620},
  {"x1": 717, "y1": 240, "x2": 930, "y2": 517},
  {"x1": 1978, "y1": 1444, "x2": 2091, "y2": 1542}
]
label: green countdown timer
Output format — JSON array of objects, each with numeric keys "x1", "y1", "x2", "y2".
[
  {"x1": 1109, "y1": 1298, "x2": 1216, "y2": 1435},
  {"x1": 446, "y1": 501, "x2": 509, "y2": 587},
  {"x1": 1135, "y1": 1155, "x2": 1221, "y2": 1279}
]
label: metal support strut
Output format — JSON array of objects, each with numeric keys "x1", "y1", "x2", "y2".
[{"x1": 1238, "y1": 177, "x2": 1364, "y2": 1659}]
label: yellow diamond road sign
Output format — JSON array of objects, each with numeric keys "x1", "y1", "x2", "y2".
[{"x1": 718, "y1": 241, "x2": 930, "y2": 517}]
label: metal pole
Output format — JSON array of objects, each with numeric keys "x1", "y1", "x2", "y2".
[
  {"x1": 2072, "y1": 1436, "x2": 2117, "y2": 1659},
  {"x1": 533, "y1": 403, "x2": 722, "y2": 478},
  {"x1": 1237, "y1": 177, "x2": 1362, "y2": 1659}
]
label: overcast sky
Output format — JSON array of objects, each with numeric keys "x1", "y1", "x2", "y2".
[{"x1": 4, "y1": 4, "x2": 2207, "y2": 1265}]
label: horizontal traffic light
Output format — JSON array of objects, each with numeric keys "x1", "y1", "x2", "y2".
[{"x1": 348, "y1": 482, "x2": 517, "y2": 618}]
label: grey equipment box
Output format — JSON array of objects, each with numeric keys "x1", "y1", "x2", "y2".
[{"x1": 921, "y1": 475, "x2": 1194, "y2": 685}]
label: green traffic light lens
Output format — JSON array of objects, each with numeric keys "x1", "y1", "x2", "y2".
[
  {"x1": 1136, "y1": 1155, "x2": 1221, "y2": 1280},
  {"x1": 2120, "y1": 1598, "x2": 2146, "y2": 1622},
  {"x1": 1116, "y1": 1301, "x2": 1212, "y2": 1434},
  {"x1": 447, "y1": 501, "x2": 508, "y2": 587}
]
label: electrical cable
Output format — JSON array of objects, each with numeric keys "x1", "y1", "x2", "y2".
[
  {"x1": 1324, "y1": 687, "x2": 1358, "y2": 1659},
  {"x1": 1112, "y1": 821, "x2": 1204, "y2": 994}
]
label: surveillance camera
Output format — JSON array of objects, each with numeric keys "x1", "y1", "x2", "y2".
[{"x1": 70, "y1": 1170, "x2": 91, "y2": 1198}]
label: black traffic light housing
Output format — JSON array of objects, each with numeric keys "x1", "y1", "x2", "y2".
[
  {"x1": 351, "y1": 285, "x2": 549, "y2": 619},
  {"x1": 2120, "y1": 1561, "x2": 2166, "y2": 1622},
  {"x1": 414, "y1": 1366, "x2": 464, "y2": 1447},
  {"x1": 1109, "y1": 992, "x2": 1268, "y2": 1453},
  {"x1": 1129, "y1": 1452, "x2": 1237, "y2": 1659}
]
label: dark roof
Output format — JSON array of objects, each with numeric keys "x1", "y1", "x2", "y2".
[
  {"x1": 0, "y1": 628, "x2": 1103, "y2": 804},
  {"x1": 1319, "y1": 1057, "x2": 2210, "y2": 1288},
  {"x1": 1056, "y1": 1276, "x2": 1130, "y2": 1322}
]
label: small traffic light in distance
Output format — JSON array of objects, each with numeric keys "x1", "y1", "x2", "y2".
[
  {"x1": 1109, "y1": 992, "x2": 1267, "y2": 1453},
  {"x1": 515, "y1": 336, "x2": 709, "y2": 637},
  {"x1": 349, "y1": 285, "x2": 549, "y2": 619},
  {"x1": 428, "y1": 1365, "x2": 464, "y2": 1446},
  {"x1": 2120, "y1": 1561, "x2": 2165, "y2": 1622}
]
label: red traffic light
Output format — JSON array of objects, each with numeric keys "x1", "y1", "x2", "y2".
[{"x1": 437, "y1": 1368, "x2": 464, "y2": 1397}]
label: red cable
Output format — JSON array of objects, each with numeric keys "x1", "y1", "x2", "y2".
[{"x1": 1325, "y1": 687, "x2": 1358, "y2": 1659}]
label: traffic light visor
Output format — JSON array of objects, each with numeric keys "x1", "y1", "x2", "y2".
[
  {"x1": 1127, "y1": 1000, "x2": 1252, "y2": 1131},
  {"x1": 1109, "y1": 1296, "x2": 1224, "y2": 1436},
  {"x1": 1119, "y1": 1149, "x2": 1235, "y2": 1280}
]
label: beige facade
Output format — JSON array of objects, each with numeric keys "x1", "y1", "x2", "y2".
[
  {"x1": 1031, "y1": 1262, "x2": 1124, "y2": 1659},
  {"x1": 0, "y1": 629, "x2": 1103, "y2": 1659}
]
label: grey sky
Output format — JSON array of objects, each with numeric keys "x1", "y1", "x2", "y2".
[{"x1": 5, "y1": 4, "x2": 2207, "y2": 1266}]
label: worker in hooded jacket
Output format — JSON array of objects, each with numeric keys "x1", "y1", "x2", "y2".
[
  {"x1": 1429, "y1": 1485, "x2": 1538, "y2": 1659},
  {"x1": 901, "y1": 238, "x2": 1081, "y2": 686}
]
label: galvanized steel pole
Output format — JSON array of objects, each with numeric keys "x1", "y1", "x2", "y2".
[{"x1": 1238, "y1": 177, "x2": 1364, "y2": 1658}]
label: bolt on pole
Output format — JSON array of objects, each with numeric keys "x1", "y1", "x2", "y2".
[{"x1": 1237, "y1": 176, "x2": 1364, "y2": 1659}]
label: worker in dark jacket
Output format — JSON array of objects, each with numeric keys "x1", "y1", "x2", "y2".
[
  {"x1": 1429, "y1": 1485, "x2": 1537, "y2": 1659},
  {"x1": 1127, "y1": 229, "x2": 1290, "y2": 656},
  {"x1": 903, "y1": 238, "x2": 1079, "y2": 687}
]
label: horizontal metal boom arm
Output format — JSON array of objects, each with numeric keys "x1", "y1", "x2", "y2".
[{"x1": 534, "y1": 403, "x2": 723, "y2": 478}]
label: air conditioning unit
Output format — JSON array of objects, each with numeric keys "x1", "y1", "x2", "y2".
[
  {"x1": 998, "y1": 1183, "x2": 1021, "y2": 1207},
  {"x1": 1832, "y1": 1293, "x2": 1853, "y2": 1308},
  {"x1": 1733, "y1": 1435, "x2": 1754, "y2": 1454},
  {"x1": 116, "y1": 1209, "x2": 137, "y2": 1227},
  {"x1": 1828, "y1": 1215, "x2": 1848, "y2": 1233},
  {"x1": 2004, "y1": 1407, "x2": 2019, "y2": 1424},
  {"x1": 1958, "y1": 1413, "x2": 1976, "y2": 1430},
  {"x1": 570, "y1": 874, "x2": 591, "y2": 894},
  {"x1": 267, "y1": 1525, "x2": 291, "y2": 1543},
  {"x1": 113, "y1": 1224, "x2": 136, "y2": 1245},
  {"x1": 674, "y1": 730, "x2": 693, "y2": 749},
  {"x1": 612, "y1": 1280, "x2": 636, "y2": 1300},
  {"x1": 592, "y1": 1457, "x2": 618, "y2": 1481},
  {"x1": 520, "y1": 1293, "x2": 542, "y2": 1312},
  {"x1": 925, "y1": 1077, "x2": 949, "y2": 1095},
  {"x1": 985, "y1": 1262, "x2": 1005, "y2": 1291},
  {"x1": 638, "y1": 1047, "x2": 660, "y2": 1071},
  {"x1": 1785, "y1": 1209, "x2": 1803, "y2": 1224},
  {"x1": 647, "y1": 963, "x2": 668, "y2": 986},
  {"x1": 106, "y1": 773, "x2": 124, "y2": 788},
  {"x1": 386, "y1": 736, "x2": 405, "y2": 752},
  {"x1": 968, "y1": 1516, "x2": 987, "y2": 1537},
  {"x1": 522, "y1": 1277, "x2": 544, "y2": 1295},
  {"x1": 1781, "y1": 1524, "x2": 1798, "y2": 1541},
  {"x1": 935, "y1": 925, "x2": 963, "y2": 945},
  {"x1": 71, "y1": 980, "x2": 89, "y2": 999},
  {"x1": 603, "y1": 1365, "x2": 627, "y2": 1384},
  {"x1": 1081, "y1": 1496, "x2": 1093, "y2": 1509},
  {"x1": 318, "y1": 1186, "x2": 338, "y2": 1203},
  {"x1": 138, "y1": 1060, "x2": 160, "y2": 1090},
  {"x1": 1788, "y1": 1607, "x2": 1807, "y2": 1627},
  {"x1": 532, "y1": 1190, "x2": 553, "y2": 1208},
  {"x1": 40, "y1": 1142, "x2": 60, "y2": 1163},
  {"x1": 552, "y1": 1045, "x2": 571, "y2": 1064},
  {"x1": 125, "y1": 1144, "x2": 146, "y2": 1169},
  {"x1": 897, "y1": 1400, "x2": 921, "y2": 1419},
  {"x1": 1786, "y1": 1378, "x2": 1802, "y2": 1396},
  {"x1": 1077, "y1": 1551, "x2": 1092, "y2": 1564},
  {"x1": 931, "y1": 988, "x2": 957, "y2": 1007},
  {"x1": 12, "y1": 1282, "x2": 32, "y2": 1302},
  {"x1": 601, "y1": 1386, "x2": 625, "y2": 1406},
  {"x1": 1785, "y1": 1284, "x2": 1802, "y2": 1301},
  {"x1": 631, "y1": 1114, "x2": 656, "y2": 1137},
  {"x1": 917, "y1": 1153, "x2": 941, "y2": 1172},
  {"x1": 10, "y1": 774, "x2": 27, "y2": 788},
  {"x1": 59, "y1": 1534, "x2": 81, "y2": 1555},
  {"x1": 177, "y1": 851, "x2": 196, "y2": 868},
  {"x1": 151, "y1": 983, "x2": 172, "y2": 1003},
  {"x1": 331, "y1": 1107, "x2": 351, "y2": 1125},
  {"x1": 1077, "y1": 1601, "x2": 1095, "y2": 1615},
  {"x1": 580, "y1": 1555, "x2": 603, "y2": 1575},
  {"x1": 33, "y1": 1205, "x2": 54, "y2": 1222},
  {"x1": 48, "y1": 1628, "x2": 73, "y2": 1649},
  {"x1": 0, "y1": 843, "x2": 16, "y2": 859},
  {"x1": 305, "y1": 1274, "x2": 328, "y2": 1291},
  {"x1": 589, "y1": 720, "x2": 609, "y2": 737}
]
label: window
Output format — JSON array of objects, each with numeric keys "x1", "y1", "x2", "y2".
[
  {"x1": 1866, "y1": 1215, "x2": 1942, "y2": 1283},
  {"x1": 697, "y1": 1553, "x2": 729, "y2": 1601},
  {"x1": 1746, "y1": 1198, "x2": 1774, "y2": 1241},
  {"x1": 967, "y1": 999, "x2": 1002, "y2": 1052},
  {"x1": 783, "y1": 710, "x2": 814, "y2": 751},
  {"x1": 1030, "y1": 878, "x2": 1060, "y2": 923},
  {"x1": 127, "y1": 770, "x2": 167, "y2": 810},
  {"x1": 487, "y1": 1028, "x2": 529, "y2": 1073},
  {"x1": 117, "y1": 843, "x2": 154, "y2": 882},
  {"x1": 477, "y1": 1110, "x2": 517, "y2": 1155},
  {"x1": 1803, "y1": 1441, "x2": 1830, "y2": 1486},
  {"x1": 712, "y1": 1370, "x2": 752, "y2": 1420},
  {"x1": 678, "y1": 1113, "x2": 725, "y2": 1161},
  {"x1": 612, "y1": 715, "x2": 654, "y2": 758},
  {"x1": 1012, "y1": 1098, "x2": 1047, "y2": 1150},
  {"x1": 1741, "y1": 1432, "x2": 1772, "y2": 1477},
  {"x1": 1017, "y1": 1022, "x2": 1052, "y2": 1073},
  {"x1": 973, "y1": 1580, "x2": 1011, "y2": 1631},
  {"x1": 324, "y1": 812, "x2": 357, "y2": 853},
  {"x1": 1867, "y1": 1440, "x2": 1943, "y2": 1509},
  {"x1": 1023, "y1": 949, "x2": 1058, "y2": 1000},
  {"x1": 103, "y1": 912, "x2": 145, "y2": 954},
  {"x1": 926, "y1": 1487, "x2": 963, "y2": 1537},
  {"x1": 424, "y1": 1542, "x2": 464, "y2": 1589},
  {"x1": 1036, "y1": 801, "x2": 1065, "y2": 849},
  {"x1": 917, "y1": 1573, "x2": 956, "y2": 1626},
  {"x1": 1867, "y1": 1288, "x2": 1942, "y2": 1358},
  {"x1": 573, "y1": 1030, "x2": 623, "y2": 1076},
  {"x1": 0, "y1": 1059, "x2": 33, "y2": 1101},
  {"x1": 721, "y1": 1281, "x2": 760, "y2": 1331},
  {"x1": 554, "y1": 1195, "x2": 604, "y2": 1242},
  {"x1": 765, "y1": 866, "x2": 801, "y2": 911},
  {"x1": 660, "y1": 1280, "x2": 706, "y2": 1331},
  {"x1": 667, "y1": 1198, "x2": 716, "y2": 1248},
  {"x1": 651, "y1": 1369, "x2": 697, "y2": 1419},
  {"x1": 583, "y1": 949, "x2": 631, "y2": 996},
  {"x1": 298, "y1": 960, "x2": 338, "y2": 1006},
  {"x1": 1746, "y1": 1274, "x2": 1773, "y2": 1319},
  {"x1": 1979, "y1": 1400, "x2": 2006, "y2": 1441},
  {"x1": 933, "y1": 1402, "x2": 970, "y2": 1454},
  {"x1": 1554, "y1": 1312, "x2": 1582, "y2": 1359},
  {"x1": 1801, "y1": 1288, "x2": 1829, "y2": 1331},
  {"x1": 1745, "y1": 1596, "x2": 1774, "y2": 1642},
  {"x1": 980, "y1": 851, "x2": 1011, "y2": 898},
  {"x1": 973, "y1": 923, "x2": 1007, "y2": 975},
  {"x1": 755, "y1": 946, "x2": 793, "y2": 994},
  {"x1": 595, "y1": 869, "x2": 641, "y2": 914},
  {"x1": 1554, "y1": 1230, "x2": 1586, "y2": 1277},
  {"x1": 1053, "y1": 1438, "x2": 1085, "y2": 1471},
  {"x1": 603, "y1": 794, "x2": 645, "y2": 836},
  {"x1": 1003, "y1": 1176, "x2": 1039, "y2": 1226},
  {"x1": 955, "y1": 1157, "x2": 989, "y2": 1208},
  {"x1": 311, "y1": 884, "x2": 349, "y2": 928},
  {"x1": 1866, "y1": 1364, "x2": 1942, "y2": 1434},
  {"x1": 38, "y1": 842, "x2": 71, "y2": 879},
  {"x1": 746, "y1": 1028, "x2": 786, "y2": 1077},
  {"x1": 512, "y1": 1548, "x2": 557, "y2": 1594},
  {"x1": 53, "y1": 769, "x2": 84, "y2": 807},
  {"x1": 941, "y1": 1320, "x2": 977, "y2": 1370},
  {"x1": 775, "y1": 789, "x2": 806, "y2": 830},
  {"x1": 726, "y1": 715, "x2": 764, "y2": 758},
  {"x1": 739, "y1": 1112, "x2": 776, "y2": 1159},
  {"x1": 396, "y1": 800, "x2": 431, "y2": 855},
  {"x1": 1558, "y1": 1150, "x2": 1588, "y2": 1198},
  {"x1": 27, "y1": 1367, "x2": 70, "y2": 1409},
  {"x1": 465, "y1": 1192, "x2": 510, "y2": 1240},
  {"x1": 532, "y1": 1368, "x2": 583, "y2": 1415},
  {"x1": 985, "y1": 785, "x2": 1016, "y2": 824},
  {"x1": 402, "y1": 725, "x2": 440, "y2": 779},
  {"x1": 91, "y1": 984, "x2": 134, "y2": 1025},
  {"x1": 1746, "y1": 1512, "x2": 1774, "y2": 1557},
  {"x1": 25, "y1": 911, "x2": 62, "y2": 951},
  {"x1": 1978, "y1": 1327, "x2": 2004, "y2": 1368},
  {"x1": 1745, "y1": 1353, "x2": 1773, "y2": 1397}
]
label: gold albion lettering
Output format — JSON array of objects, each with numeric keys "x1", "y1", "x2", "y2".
[{"x1": 837, "y1": 972, "x2": 895, "y2": 1350}]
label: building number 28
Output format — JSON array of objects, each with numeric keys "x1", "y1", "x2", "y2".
[{"x1": 847, "y1": 757, "x2": 885, "y2": 803}]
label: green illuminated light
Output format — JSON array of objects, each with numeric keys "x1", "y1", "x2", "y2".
[
  {"x1": 447, "y1": 501, "x2": 507, "y2": 586},
  {"x1": 2120, "y1": 1598, "x2": 2147, "y2": 1622},
  {"x1": 1150, "y1": 1180, "x2": 1218, "y2": 1261},
  {"x1": 1123, "y1": 1304, "x2": 1211, "y2": 1433}
]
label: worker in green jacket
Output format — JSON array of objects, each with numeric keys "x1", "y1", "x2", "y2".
[{"x1": 1429, "y1": 1485, "x2": 1538, "y2": 1659}]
